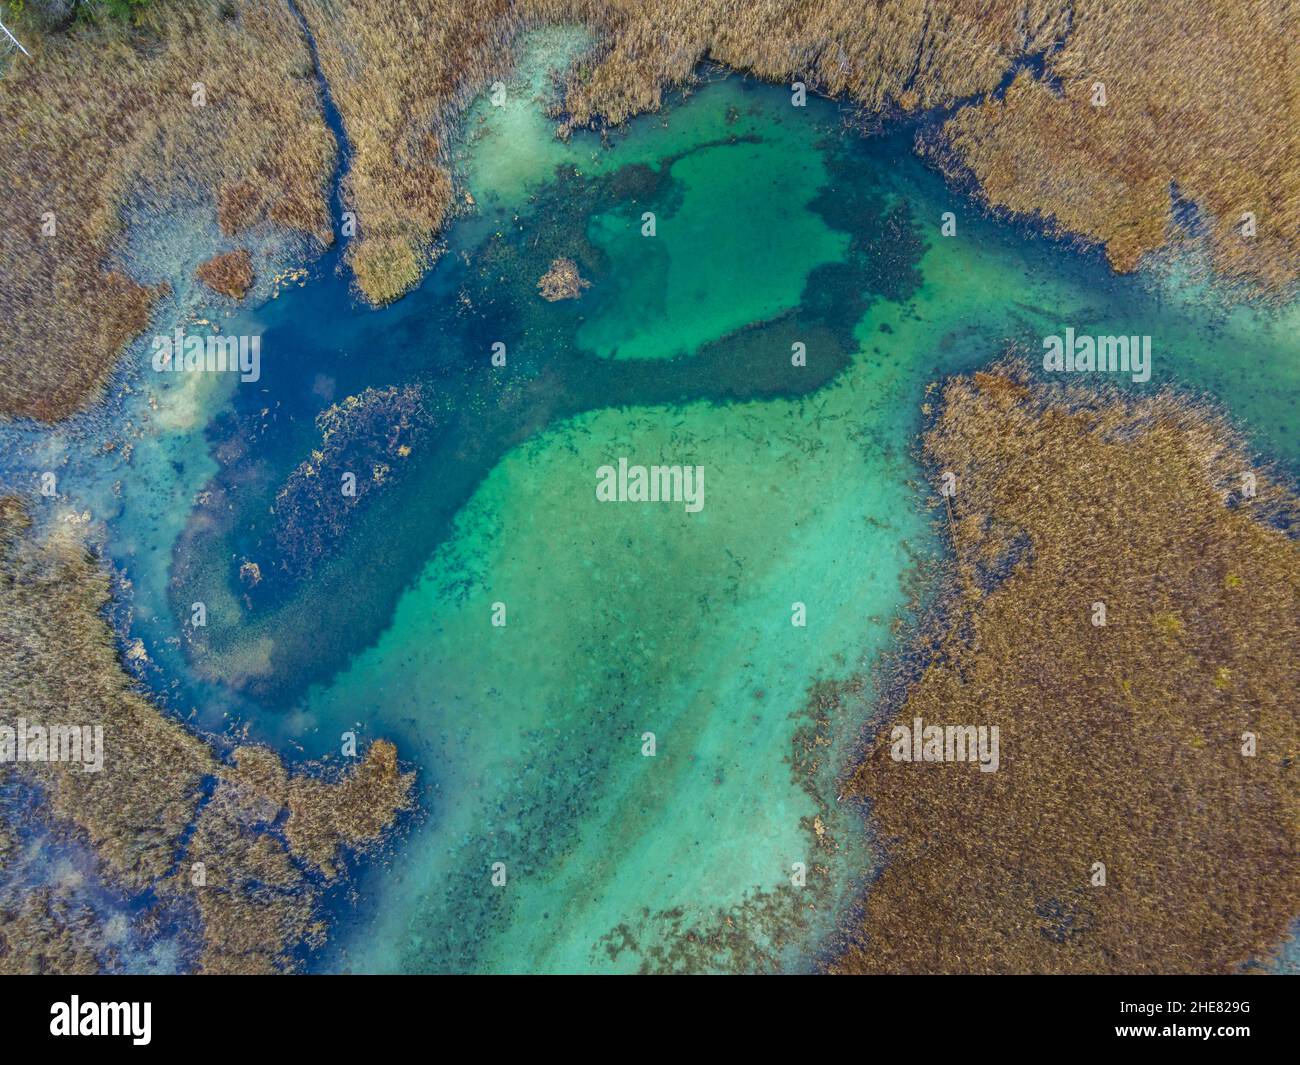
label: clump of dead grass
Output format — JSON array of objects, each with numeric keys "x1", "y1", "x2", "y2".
[{"x1": 195, "y1": 248, "x2": 253, "y2": 299}]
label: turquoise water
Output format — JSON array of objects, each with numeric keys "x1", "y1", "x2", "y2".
[{"x1": 2, "y1": 28, "x2": 1297, "y2": 973}]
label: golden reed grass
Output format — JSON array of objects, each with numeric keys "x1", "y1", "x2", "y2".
[
  {"x1": 0, "y1": 497, "x2": 414, "y2": 972},
  {"x1": 195, "y1": 247, "x2": 254, "y2": 299},
  {"x1": 833, "y1": 365, "x2": 1300, "y2": 973},
  {"x1": 0, "y1": 0, "x2": 333, "y2": 421}
]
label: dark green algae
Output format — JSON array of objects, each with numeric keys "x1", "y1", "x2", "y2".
[{"x1": 170, "y1": 127, "x2": 925, "y2": 704}]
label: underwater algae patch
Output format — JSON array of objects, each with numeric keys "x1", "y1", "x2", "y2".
[
  {"x1": 272, "y1": 384, "x2": 434, "y2": 583},
  {"x1": 592, "y1": 678, "x2": 873, "y2": 975},
  {"x1": 835, "y1": 367, "x2": 1300, "y2": 974},
  {"x1": 167, "y1": 134, "x2": 920, "y2": 702},
  {"x1": 0, "y1": 498, "x2": 413, "y2": 973}
]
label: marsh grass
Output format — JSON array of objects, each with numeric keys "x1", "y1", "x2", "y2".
[
  {"x1": 195, "y1": 247, "x2": 253, "y2": 298},
  {"x1": 0, "y1": 497, "x2": 414, "y2": 972},
  {"x1": 836, "y1": 365, "x2": 1300, "y2": 973},
  {"x1": 936, "y1": 0, "x2": 1299, "y2": 297},
  {"x1": 0, "y1": 0, "x2": 333, "y2": 420}
]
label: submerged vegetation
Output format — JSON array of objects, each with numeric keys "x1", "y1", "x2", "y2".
[
  {"x1": 835, "y1": 366, "x2": 1300, "y2": 973},
  {"x1": 166, "y1": 129, "x2": 916, "y2": 702},
  {"x1": 271, "y1": 384, "x2": 433, "y2": 582},
  {"x1": 1, "y1": 0, "x2": 1296, "y2": 420}
]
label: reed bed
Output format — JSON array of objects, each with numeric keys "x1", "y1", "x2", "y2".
[
  {"x1": 0, "y1": 497, "x2": 414, "y2": 973},
  {"x1": 835, "y1": 365, "x2": 1300, "y2": 973},
  {"x1": 936, "y1": 0, "x2": 1299, "y2": 293},
  {"x1": 0, "y1": 0, "x2": 333, "y2": 420},
  {"x1": 195, "y1": 248, "x2": 254, "y2": 299}
]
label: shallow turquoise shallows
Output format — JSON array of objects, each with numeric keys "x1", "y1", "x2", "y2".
[{"x1": 3, "y1": 26, "x2": 1297, "y2": 973}]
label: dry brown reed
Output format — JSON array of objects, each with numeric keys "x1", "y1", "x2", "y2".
[
  {"x1": 834, "y1": 365, "x2": 1300, "y2": 973},
  {"x1": 0, "y1": 0, "x2": 333, "y2": 420},
  {"x1": 0, "y1": 497, "x2": 414, "y2": 972},
  {"x1": 195, "y1": 247, "x2": 254, "y2": 299}
]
